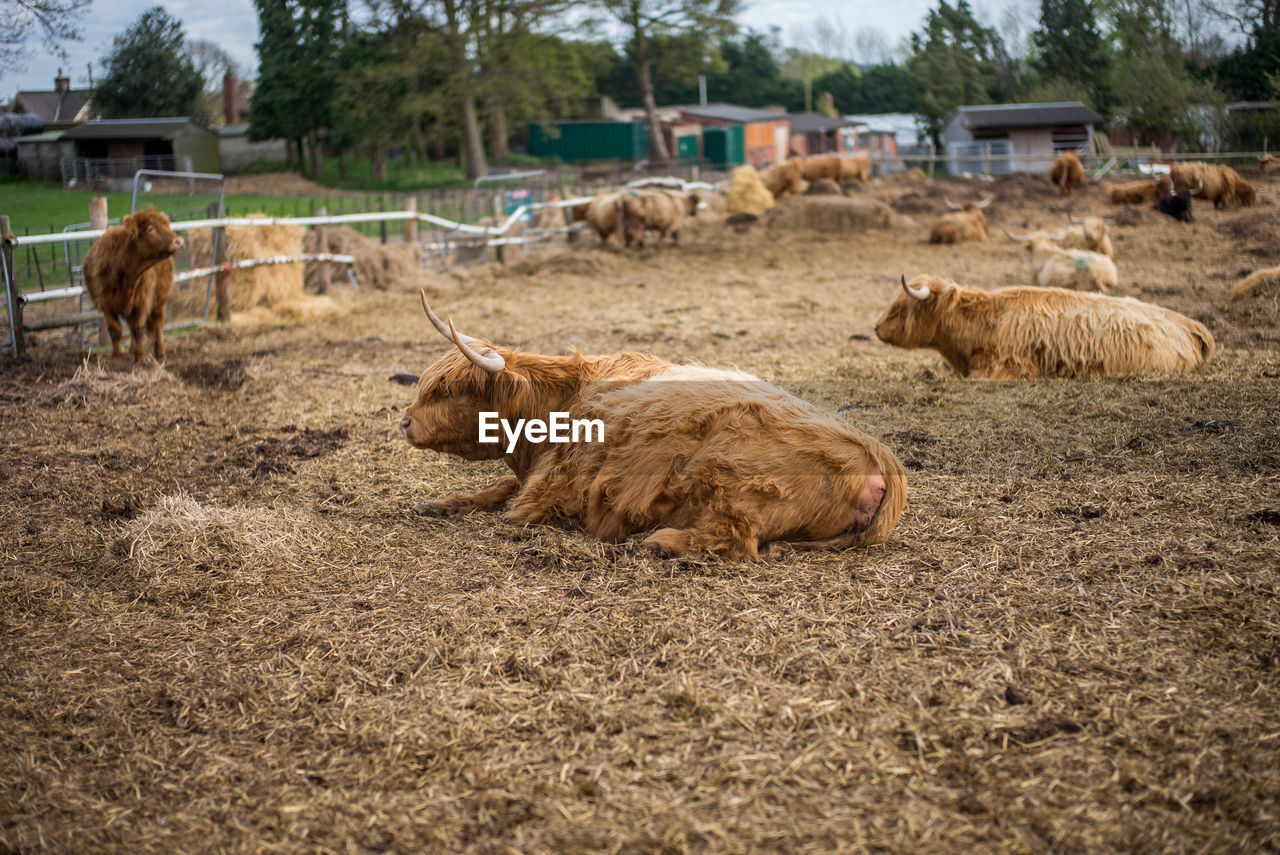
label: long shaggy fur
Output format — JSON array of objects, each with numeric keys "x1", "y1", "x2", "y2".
[
  {"x1": 1049, "y1": 152, "x2": 1084, "y2": 197},
  {"x1": 1108, "y1": 177, "x2": 1171, "y2": 205},
  {"x1": 81, "y1": 208, "x2": 184, "y2": 363},
  {"x1": 401, "y1": 333, "x2": 907, "y2": 561},
  {"x1": 929, "y1": 205, "x2": 989, "y2": 244},
  {"x1": 619, "y1": 189, "x2": 698, "y2": 248},
  {"x1": 1230, "y1": 266, "x2": 1280, "y2": 303},
  {"x1": 1023, "y1": 236, "x2": 1118, "y2": 293},
  {"x1": 798, "y1": 154, "x2": 871, "y2": 185},
  {"x1": 874, "y1": 276, "x2": 1215, "y2": 379},
  {"x1": 1060, "y1": 217, "x2": 1114, "y2": 257},
  {"x1": 1171, "y1": 162, "x2": 1256, "y2": 209},
  {"x1": 584, "y1": 192, "x2": 623, "y2": 244},
  {"x1": 760, "y1": 160, "x2": 807, "y2": 197}
]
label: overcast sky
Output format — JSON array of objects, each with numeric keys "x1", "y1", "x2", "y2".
[{"x1": 5, "y1": 0, "x2": 1034, "y2": 96}]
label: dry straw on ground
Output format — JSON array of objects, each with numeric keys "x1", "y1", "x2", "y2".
[
  {"x1": 2, "y1": 171, "x2": 1279, "y2": 854},
  {"x1": 767, "y1": 195, "x2": 898, "y2": 232}
]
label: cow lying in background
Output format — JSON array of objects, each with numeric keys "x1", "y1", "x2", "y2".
[
  {"x1": 619, "y1": 188, "x2": 700, "y2": 248},
  {"x1": 82, "y1": 208, "x2": 185, "y2": 363},
  {"x1": 1063, "y1": 216, "x2": 1115, "y2": 257},
  {"x1": 1049, "y1": 152, "x2": 1084, "y2": 196},
  {"x1": 400, "y1": 294, "x2": 907, "y2": 561},
  {"x1": 1155, "y1": 187, "x2": 1195, "y2": 222},
  {"x1": 929, "y1": 197, "x2": 993, "y2": 243},
  {"x1": 874, "y1": 275, "x2": 1214, "y2": 379},
  {"x1": 1004, "y1": 229, "x2": 1118, "y2": 293},
  {"x1": 1107, "y1": 176, "x2": 1172, "y2": 205}
]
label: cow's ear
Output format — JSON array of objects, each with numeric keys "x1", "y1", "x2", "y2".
[{"x1": 122, "y1": 213, "x2": 139, "y2": 237}]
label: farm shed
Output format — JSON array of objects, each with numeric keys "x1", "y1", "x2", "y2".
[
  {"x1": 61, "y1": 118, "x2": 220, "y2": 177},
  {"x1": 528, "y1": 120, "x2": 650, "y2": 163},
  {"x1": 12, "y1": 129, "x2": 74, "y2": 179},
  {"x1": 218, "y1": 124, "x2": 288, "y2": 173},
  {"x1": 786, "y1": 112, "x2": 861, "y2": 157},
  {"x1": 943, "y1": 101, "x2": 1101, "y2": 173},
  {"x1": 678, "y1": 104, "x2": 789, "y2": 167}
]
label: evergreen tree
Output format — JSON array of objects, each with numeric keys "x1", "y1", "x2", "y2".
[
  {"x1": 1030, "y1": 0, "x2": 1111, "y2": 108},
  {"x1": 250, "y1": 0, "x2": 345, "y2": 178},
  {"x1": 906, "y1": 0, "x2": 1012, "y2": 146},
  {"x1": 93, "y1": 7, "x2": 204, "y2": 120}
]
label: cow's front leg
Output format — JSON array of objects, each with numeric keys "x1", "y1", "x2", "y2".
[{"x1": 414, "y1": 476, "x2": 519, "y2": 517}]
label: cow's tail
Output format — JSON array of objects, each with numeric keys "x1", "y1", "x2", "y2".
[
  {"x1": 1188, "y1": 318, "x2": 1216, "y2": 363},
  {"x1": 860, "y1": 443, "x2": 908, "y2": 547}
]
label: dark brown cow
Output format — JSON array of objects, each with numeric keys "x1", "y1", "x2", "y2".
[
  {"x1": 82, "y1": 208, "x2": 185, "y2": 363},
  {"x1": 1050, "y1": 152, "x2": 1084, "y2": 197}
]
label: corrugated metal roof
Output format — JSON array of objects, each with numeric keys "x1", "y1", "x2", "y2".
[
  {"x1": 956, "y1": 102, "x2": 1102, "y2": 129},
  {"x1": 787, "y1": 112, "x2": 861, "y2": 134},
  {"x1": 62, "y1": 118, "x2": 212, "y2": 140},
  {"x1": 680, "y1": 103, "x2": 787, "y2": 124}
]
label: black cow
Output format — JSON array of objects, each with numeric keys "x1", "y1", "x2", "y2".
[{"x1": 1154, "y1": 189, "x2": 1193, "y2": 223}]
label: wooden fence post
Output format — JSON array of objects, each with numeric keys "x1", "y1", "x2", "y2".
[
  {"x1": 89, "y1": 197, "x2": 109, "y2": 346},
  {"x1": 404, "y1": 197, "x2": 418, "y2": 244},
  {"x1": 316, "y1": 205, "x2": 329, "y2": 294},
  {"x1": 1, "y1": 215, "x2": 22, "y2": 359},
  {"x1": 491, "y1": 193, "x2": 505, "y2": 264},
  {"x1": 215, "y1": 263, "x2": 232, "y2": 322}
]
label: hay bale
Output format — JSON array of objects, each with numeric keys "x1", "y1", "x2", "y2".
[
  {"x1": 805, "y1": 178, "x2": 845, "y2": 196},
  {"x1": 726, "y1": 165, "x2": 775, "y2": 217},
  {"x1": 766, "y1": 196, "x2": 898, "y2": 233},
  {"x1": 181, "y1": 217, "x2": 308, "y2": 315},
  {"x1": 304, "y1": 226, "x2": 423, "y2": 291},
  {"x1": 1230, "y1": 266, "x2": 1280, "y2": 302}
]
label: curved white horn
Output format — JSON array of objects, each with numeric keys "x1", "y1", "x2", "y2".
[
  {"x1": 1048, "y1": 229, "x2": 1067, "y2": 240},
  {"x1": 944, "y1": 197, "x2": 962, "y2": 210},
  {"x1": 421, "y1": 289, "x2": 479, "y2": 344},
  {"x1": 975, "y1": 195, "x2": 994, "y2": 209},
  {"x1": 1069, "y1": 215, "x2": 1084, "y2": 223},
  {"x1": 449, "y1": 318, "x2": 505, "y2": 373},
  {"x1": 1000, "y1": 226, "x2": 1031, "y2": 241},
  {"x1": 902, "y1": 275, "x2": 931, "y2": 301},
  {"x1": 1190, "y1": 179, "x2": 1204, "y2": 195}
]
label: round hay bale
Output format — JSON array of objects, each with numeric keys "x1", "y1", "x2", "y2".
[
  {"x1": 805, "y1": 178, "x2": 844, "y2": 196},
  {"x1": 726, "y1": 165, "x2": 775, "y2": 217},
  {"x1": 766, "y1": 196, "x2": 898, "y2": 233}
]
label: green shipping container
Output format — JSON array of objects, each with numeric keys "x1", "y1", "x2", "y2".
[
  {"x1": 702, "y1": 125, "x2": 744, "y2": 168},
  {"x1": 528, "y1": 121, "x2": 650, "y2": 162}
]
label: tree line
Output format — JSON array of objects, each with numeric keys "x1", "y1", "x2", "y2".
[{"x1": 12, "y1": 0, "x2": 1280, "y2": 179}]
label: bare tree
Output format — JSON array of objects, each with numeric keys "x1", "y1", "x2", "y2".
[
  {"x1": 0, "y1": 0, "x2": 90, "y2": 74},
  {"x1": 600, "y1": 0, "x2": 740, "y2": 160},
  {"x1": 853, "y1": 25, "x2": 892, "y2": 65}
]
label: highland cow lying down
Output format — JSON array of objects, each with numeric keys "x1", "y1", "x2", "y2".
[
  {"x1": 400, "y1": 294, "x2": 906, "y2": 561},
  {"x1": 874, "y1": 275, "x2": 1214, "y2": 379}
]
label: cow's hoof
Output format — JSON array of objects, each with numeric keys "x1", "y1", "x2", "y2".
[{"x1": 413, "y1": 501, "x2": 462, "y2": 517}]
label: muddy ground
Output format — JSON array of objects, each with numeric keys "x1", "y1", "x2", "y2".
[{"x1": 2, "y1": 171, "x2": 1279, "y2": 853}]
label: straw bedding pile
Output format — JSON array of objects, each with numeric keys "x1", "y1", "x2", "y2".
[
  {"x1": 3, "y1": 172, "x2": 1279, "y2": 853},
  {"x1": 767, "y1": 195, "x2": 898, "y2": 232},
  {"x1": 304, "y1": 226, "x2": 423, "y2": 291},
  {"x1": 726, "y1": 164, "x2": 775, "y2": 216}
]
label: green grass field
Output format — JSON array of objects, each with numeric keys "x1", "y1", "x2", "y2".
[{"x1": 0, "y1": 179, "x2": 405, "y2": 236}]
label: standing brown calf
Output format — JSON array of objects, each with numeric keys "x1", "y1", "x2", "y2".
[{"x1": 82, "y1": 208, "x2": 185, "y2": 363}]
